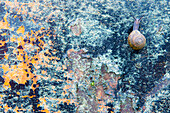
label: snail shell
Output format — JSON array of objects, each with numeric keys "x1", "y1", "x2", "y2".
[{"x1": 128, "y1": 30, "x2": 146, "y2": 50}]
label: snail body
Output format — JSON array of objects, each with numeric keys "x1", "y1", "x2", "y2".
[{"x1": 128, "y1": 16, "x2": 146, "y2": 50}]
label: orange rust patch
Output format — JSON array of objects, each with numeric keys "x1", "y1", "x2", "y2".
[{"x1": 17, "y1": 26, "x2": 25, "y2": 34}]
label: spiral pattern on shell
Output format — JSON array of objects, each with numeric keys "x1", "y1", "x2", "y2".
[{"x1": 128, "y1": 30, "x2": 146, "y2": 50}]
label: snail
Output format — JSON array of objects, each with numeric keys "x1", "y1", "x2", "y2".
[{"x1": 128, "y1": 16, "x2": 146, "y2": 50}]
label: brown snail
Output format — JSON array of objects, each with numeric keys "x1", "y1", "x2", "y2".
[{"x1": 128, "y1": 16, "x2": 146, "y2": 50}]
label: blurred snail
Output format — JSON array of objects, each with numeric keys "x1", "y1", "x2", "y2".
[{"x1": 128, "y1": 15, "x2": 146, "y2": 50}]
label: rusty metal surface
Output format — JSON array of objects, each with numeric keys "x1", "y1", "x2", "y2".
[{"x1": 0, "y1": 0, "x2": 169, "y2": 112}]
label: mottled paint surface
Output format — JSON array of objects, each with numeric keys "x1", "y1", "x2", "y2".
[{"x1": 0, "y1": 0, "x2": 169, "y2": 113}]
